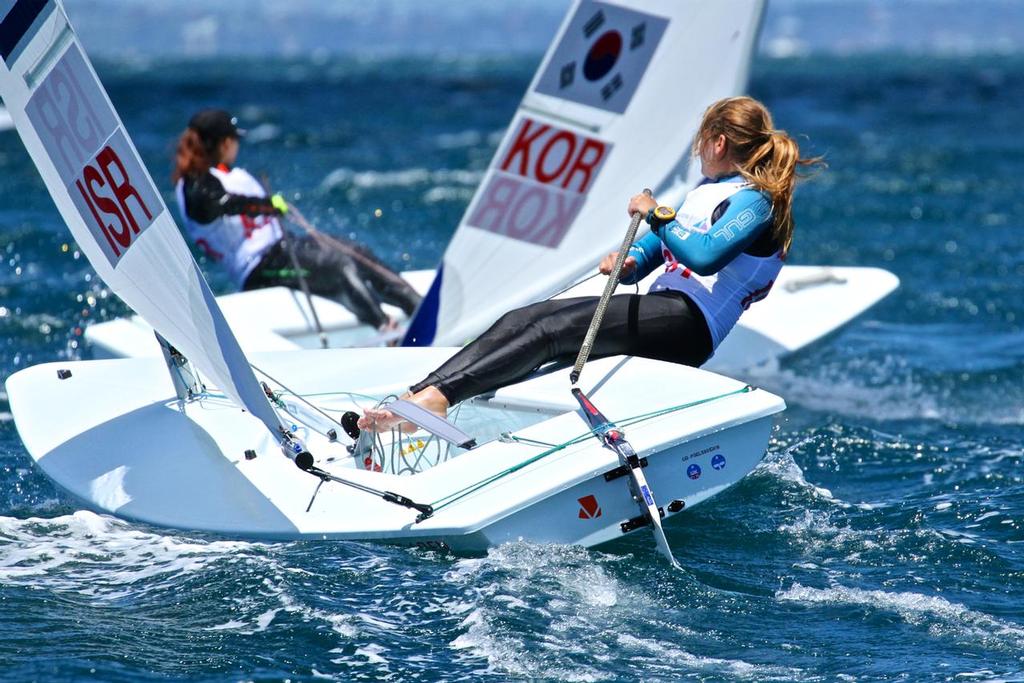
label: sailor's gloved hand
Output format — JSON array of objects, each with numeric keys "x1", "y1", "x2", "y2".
[{"x1": 270, "y1": 194, "x2": 289, "y2": 215}]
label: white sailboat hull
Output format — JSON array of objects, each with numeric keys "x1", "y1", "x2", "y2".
[
  {"x1": 7, "y1": 349, "x2": 783, "y2": 550},
  {"x1": 84, "y1": 265, "x2": 899, "y2": 375}
]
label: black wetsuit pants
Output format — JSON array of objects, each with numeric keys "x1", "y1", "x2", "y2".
[
  {"x1": 243, "y1": 236, "x2": 421, "y2": 329},
  {"x1": 409, "y1": 290, "x2": 713, "y2": 405}
]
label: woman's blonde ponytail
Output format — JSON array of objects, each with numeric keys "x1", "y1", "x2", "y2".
[{"x1": 694, "y1": 97, "x2": 823, "y2": 252}]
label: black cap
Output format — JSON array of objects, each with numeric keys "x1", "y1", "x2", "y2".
[{"x1": 188, "y1": 108, "x2": 245, "y2": 145}]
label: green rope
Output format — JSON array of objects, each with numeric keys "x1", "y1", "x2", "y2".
[
  {"x1": 428, "y1": 385, "x2": 753, "y2": 512},
  {"x1": 184, "y1": 382, "x2": 752, "y2": 513}
]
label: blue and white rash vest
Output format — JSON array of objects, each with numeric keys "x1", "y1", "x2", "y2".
[{"x1": 624, "y1": 175, "x2": 784, "y2": 349}]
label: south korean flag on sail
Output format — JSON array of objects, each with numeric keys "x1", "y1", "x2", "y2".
[{"x1": 534, "y1": 0, "x2": 668, "y2": 115}]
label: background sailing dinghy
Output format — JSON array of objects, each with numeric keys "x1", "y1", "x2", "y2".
[
  {"x1": 81, "y1": 0, "x2": 899, "y2": 375},
  {"x1": 3, "y1": 0, "x2": 785, "y2": 558}
]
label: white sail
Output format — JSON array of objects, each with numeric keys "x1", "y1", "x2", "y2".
[
  {"x1": 0, "y1": 0, "x2": 283, "y2": 438},
  {"x1": 404, "y1": 0, "x2": 766, "y2": 346}
]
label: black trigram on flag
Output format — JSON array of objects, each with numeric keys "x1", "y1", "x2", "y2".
[
  {"x1": 631, "y1": 22, "x2": 646, "y2": 50},
  {"x1": 601, "y1": 74, "x2": 623, "y2": 101},
  {"x1": 583, "y1": 9, "x2": 605, "y2": 38}
]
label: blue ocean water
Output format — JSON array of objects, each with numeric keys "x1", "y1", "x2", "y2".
[{"x1": 0, "y1": 52, "x2": 1022, "y2": 681}]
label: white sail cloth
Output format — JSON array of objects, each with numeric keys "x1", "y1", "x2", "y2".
[
  {"x1": 405, "y1": 0, "x2": 766, "y2": 347},
  {"x1": 0, "y1": 2, "x2": 283, "y2": 439}
]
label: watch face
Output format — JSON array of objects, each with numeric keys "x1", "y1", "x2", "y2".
[{"x1": 654, "y1": 206, "x2": 676, "y2": 221}]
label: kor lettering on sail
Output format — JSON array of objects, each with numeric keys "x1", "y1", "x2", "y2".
[{"x1": 467, "y1": 116, "x2": 611, "y2": 248}]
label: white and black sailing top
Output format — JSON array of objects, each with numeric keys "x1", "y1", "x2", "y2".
[
  {"x1": 624, "y1": 175, "x2": 784, "y2": 350},
  {"x1": 174, "y1": 165, "x2": 284, "y2": 287}
]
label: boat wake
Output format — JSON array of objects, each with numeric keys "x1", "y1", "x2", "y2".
[
  {"x1": 0, "y1": 511, "x2": 263, "y2": 598},
  {"x1": 442, "y1": 542, "x2": 808, "y2": 681},
  {"x1": 755, "y1": 322, "x2": 1024, "y2": 425},
  {"x1": 777, "y1": 582, "x2": 1024, "y2": 654}
]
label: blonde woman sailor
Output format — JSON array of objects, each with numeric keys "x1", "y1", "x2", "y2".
[{"x1": 361, "y1": 96, "x2": 820, "y2": 430}]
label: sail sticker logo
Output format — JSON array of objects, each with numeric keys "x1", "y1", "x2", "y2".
[
  {"x1": 467, "y1": 116, "x2": 611, "y2": 248},
  {"x1": 534, "y1": 0, "x2": 668, "y2": 115},
  {"x1": 640, "y1": 485, "x2": 655, "y2": 506},
  {"x1": 27, "y1": 44, "x2": 161, "y2": 268},
  {"x1": 70, "y1": 132, "x2": 158, "y2": 267},
  {"x1": 0, "y1": 0, "x2": 54, "y2": 65},
  {"x1": 25, "y1": 43, "x2": 118, "y2": 182},
  {"x1": 577, "y1": 494, "x2": 602, "y2": 519},
  {"x1": 687, "y1": 464, "x2": 702, "y2": 480},
  {"x1": 711, "y1": 454, "x2": 727, "y2": 471}
]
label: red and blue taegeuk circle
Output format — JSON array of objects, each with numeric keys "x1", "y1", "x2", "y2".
[{"x1": 583, "y1": 30, "x2": 622, "y2": 82}]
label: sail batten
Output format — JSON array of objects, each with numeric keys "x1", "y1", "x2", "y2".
[
  {"x1": 0, "y1": 1, "x2": 283, "y2": 439},
  {"x1": 406, "y1": 0, "x2": 766, "y2": 347}
]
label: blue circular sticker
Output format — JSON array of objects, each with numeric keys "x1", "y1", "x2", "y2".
[
  {"x1": 687, "y1": 463, "x2": 702, "y2": 480},
  {"x1": 711, "y1": 453, "x2": 726, "y2": 470}
]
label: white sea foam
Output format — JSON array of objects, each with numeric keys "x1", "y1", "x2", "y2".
[
  {"x1": 757, "y1": 444, "x2": 848, "y2": 507},
  {"x1": 778, "y1": 583, "x2": 1024, "y2": 653},
  {"x1": 0, "y1": 511, "x2": 369, "y2": 644},
  {"x1": 440, "y1": 543, "x2": 812, "y2": 680},
  {"x1": 354, "y1": 643, "x2": 389, "y2": 666},
  {"x1": 318, "y1": 167, "x2": 483, "y2": 192},
  {"x1": 756, "y1": 364, "x2": 942, "y2": 423},
  {"x1": 435, "y1": 130, "x2": 483, "y2": 149},
  {"x1": 443, "y1": 543, "x2": 628, "y2": 681},
  {"x1": 422, "y1": 186, "x2": 475, "y2": 204},
  {"x1": 449, "y1": 604, "x2": 604, "y2": 682},
  {"x1": 752, "y1": 323, "x2": 1024, "y2": 426},
  {"x1": 244, "y1": 123, "x2": 281, "y2": 144},
  {"x1": 615, "y1": 633, "x2": 804, "y2": 681},
  {"x1": 0, "y1": 511, "x2": 260, "y2": 598}
]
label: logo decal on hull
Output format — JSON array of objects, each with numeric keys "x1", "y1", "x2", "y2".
[
  {"x1": 577, "y1": 494, "x2": 602, "y2": 519},
  {"x1": 640, "y1": 485, "x2": 654, "y2": 506},
  {"x1": 712, "y1": 454, "x2": 727, "y2": 471},
  {"x1": 687, "y1": 464, "x2": 702, "y2": 480}
]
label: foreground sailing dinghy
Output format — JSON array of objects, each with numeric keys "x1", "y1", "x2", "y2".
[
  {"x1": 4, "y1": 0, "x2": 785, "y2": 559},
  {"x1": 81, "y1": 0, "x2": 899, "y2": 373}
]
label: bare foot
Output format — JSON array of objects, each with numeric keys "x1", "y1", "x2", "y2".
[{"x1": 357, "y1": 386, "x2": 450, "y2": 433}]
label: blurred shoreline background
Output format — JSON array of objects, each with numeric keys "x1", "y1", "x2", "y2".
[{"x1": 66, "y1": 0, "x2": 1024, "y2": 60}]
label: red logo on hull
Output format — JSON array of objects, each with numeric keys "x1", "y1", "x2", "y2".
[{"x1": 577, "y1": 495, "x2": 602, "y2": 519}]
